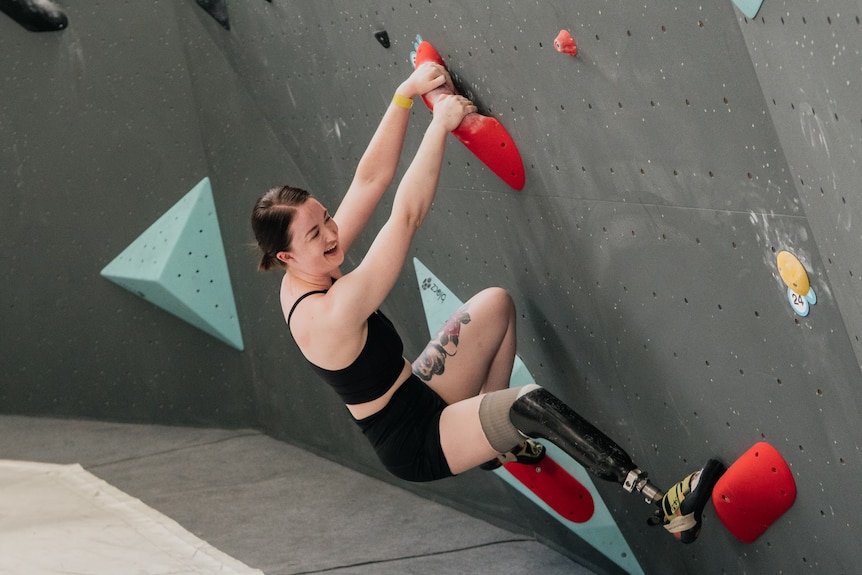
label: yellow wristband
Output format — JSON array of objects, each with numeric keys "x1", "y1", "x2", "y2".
[{"x1": 392, "y1": 93, "x2": 413, "y2": 109}]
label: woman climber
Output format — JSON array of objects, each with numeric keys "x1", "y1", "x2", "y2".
[{"x1": 251, "y1": 62, "x2": 723, "y2": 543}]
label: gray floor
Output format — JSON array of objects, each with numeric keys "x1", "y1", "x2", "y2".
[{"x1": 0, "y1": 415, "x2": 594, "y2": 575}]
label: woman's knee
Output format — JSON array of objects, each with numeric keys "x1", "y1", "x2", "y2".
[
  {"x1": 471, "y1": 287, "x2": 515, "y2": 320},
  {"x1": 477, "y1": 384, "x2": 542, "y2": 453}
]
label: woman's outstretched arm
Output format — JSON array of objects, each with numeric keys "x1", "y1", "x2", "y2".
[
  {"x1": 329, "y1": 94, "x2": 476, "y2": 324},
  {"x1": 334, "y1": 63, "x2": 451, "y2": 255}
]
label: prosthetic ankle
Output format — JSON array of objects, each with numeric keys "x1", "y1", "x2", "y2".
[{"x1": 509, "y1": 385, "x2": 663, "y2": 503}]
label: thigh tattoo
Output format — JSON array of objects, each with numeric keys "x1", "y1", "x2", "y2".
[{"x1": 413, "y1": 305, "x2": 471, "y2": 382}]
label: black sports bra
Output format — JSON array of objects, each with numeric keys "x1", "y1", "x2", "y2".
[{"x1": 287, "y1": 290, "x2": 405, "y2": 405}]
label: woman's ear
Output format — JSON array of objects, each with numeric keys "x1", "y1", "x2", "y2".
[{"x1": 276, "y1": 251, "x2": 292, "y2": 265}]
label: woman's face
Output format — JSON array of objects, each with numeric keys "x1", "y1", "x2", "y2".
[{"x1": 278, "y1": 199, "x2": 342, "y2": 273}]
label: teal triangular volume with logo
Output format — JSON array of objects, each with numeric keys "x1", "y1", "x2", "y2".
[
  {"x1": 101, "y1": 178, "x2": 244, "y2": 350},
  {"x1": 413, "y1": 258, "x2": 644, "y2": 575}
]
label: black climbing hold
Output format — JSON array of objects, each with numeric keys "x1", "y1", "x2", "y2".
[
  {"x1": 374, "y1": 30, "x2": 390, "y2": 49},
  {"x1": 196, "y1": 0, "x2": 230, "y2": 30},
  {"x1": 0, "y1": 0, "x2": 68, "y2": 32}
]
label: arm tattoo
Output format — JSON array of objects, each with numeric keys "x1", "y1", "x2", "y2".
[{"x1": 413, "y1": 306, "x2": 471, "y2": 382}]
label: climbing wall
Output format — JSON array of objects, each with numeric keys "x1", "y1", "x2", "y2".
[
  {"x1": 2, "y1": 1, "x2": 861, "y2": 574},
  {"x1": 0, "y1": 1, "x2": 270, "y2": 426},
  {"x1": 738, "y1": 2, "x2": 862, "y2": 380}
]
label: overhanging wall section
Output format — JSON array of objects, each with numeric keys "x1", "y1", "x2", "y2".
[{"x1": 198, "y1": 2, "x2": 862, "y2": 572}]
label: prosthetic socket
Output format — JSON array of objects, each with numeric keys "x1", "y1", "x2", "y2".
[{"x1": 510, "y1": 387, "x2": 664, "y2": 504}]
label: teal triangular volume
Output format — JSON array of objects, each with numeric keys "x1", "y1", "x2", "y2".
[
  {"x1": 413, "y1": 258, "x2": 644, "y2": 575},
  {"x1": 731, "y1": 0, "x2": 763, "y2": 18},
  {"x1": 101, "y1": 178, "x2": 244, "y2": 351}
]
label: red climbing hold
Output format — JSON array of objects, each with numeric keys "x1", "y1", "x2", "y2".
[
  {"x1": 554, "y1": 30, "x2": 578, "y2": 57},
  {"x1": 711, "y1": 442, "x2": 797, "y2": 543},
  {"x1": 504, "y1": 455, "x2": 595, "y2": 523},
  {"x1": 413, "y1": 39, "x2": 526, "y2": 191}
]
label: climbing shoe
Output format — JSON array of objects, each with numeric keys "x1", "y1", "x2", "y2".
[
  {"x1": 479, "y1": 439, "x2": 546, "y2": 470},
  {"x1": 649, "y1": 458, "x2": 726, "y2": 543}
]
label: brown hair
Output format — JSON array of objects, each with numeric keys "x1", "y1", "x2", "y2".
[{"x1": 251, "y1": 185, "x2": 311, "y2": 271}]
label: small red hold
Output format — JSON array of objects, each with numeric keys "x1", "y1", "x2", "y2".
[{"x1": 554, "y1": 29, "x2": 578, "y2": 56}]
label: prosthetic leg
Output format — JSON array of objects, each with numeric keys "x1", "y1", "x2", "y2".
[
  {"x1": 510, "y1": 386, "x2": 724, "y2": 543},
  {"x1": 510, "y1": 386, "x2": 663, "y2": 503}
]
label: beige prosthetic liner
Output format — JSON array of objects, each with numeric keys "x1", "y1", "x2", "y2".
[{"x1": 478, "y1": 384, "x2": 541, "y2": 453}]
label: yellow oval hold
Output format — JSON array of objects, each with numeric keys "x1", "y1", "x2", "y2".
[{"x1": 777, "y1": 251, "x2": 810, "y2": 296}]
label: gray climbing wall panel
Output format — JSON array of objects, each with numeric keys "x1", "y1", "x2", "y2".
[
  {"x1": 2, "y1": 1, "x2": 862, "y2": 574},
  {"x1": 732, "y1": 4, "x2": 862, "y2": 571},
  {"x1": 738, "y1": 3, "x2": 862, "y2": 371}
]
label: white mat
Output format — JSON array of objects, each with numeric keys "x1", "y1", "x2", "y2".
[{"x1": 0, "y1": 460, "x2": 263, "y2": 575}]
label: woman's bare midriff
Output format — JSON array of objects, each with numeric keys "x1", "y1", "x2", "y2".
[{"x1": 345, "y1": 360, "x2": 413, "y2": 420}]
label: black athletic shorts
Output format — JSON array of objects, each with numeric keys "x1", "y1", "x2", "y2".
[{"x1": 354, "y1": 373, "x2": 453, "y2": 482}]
